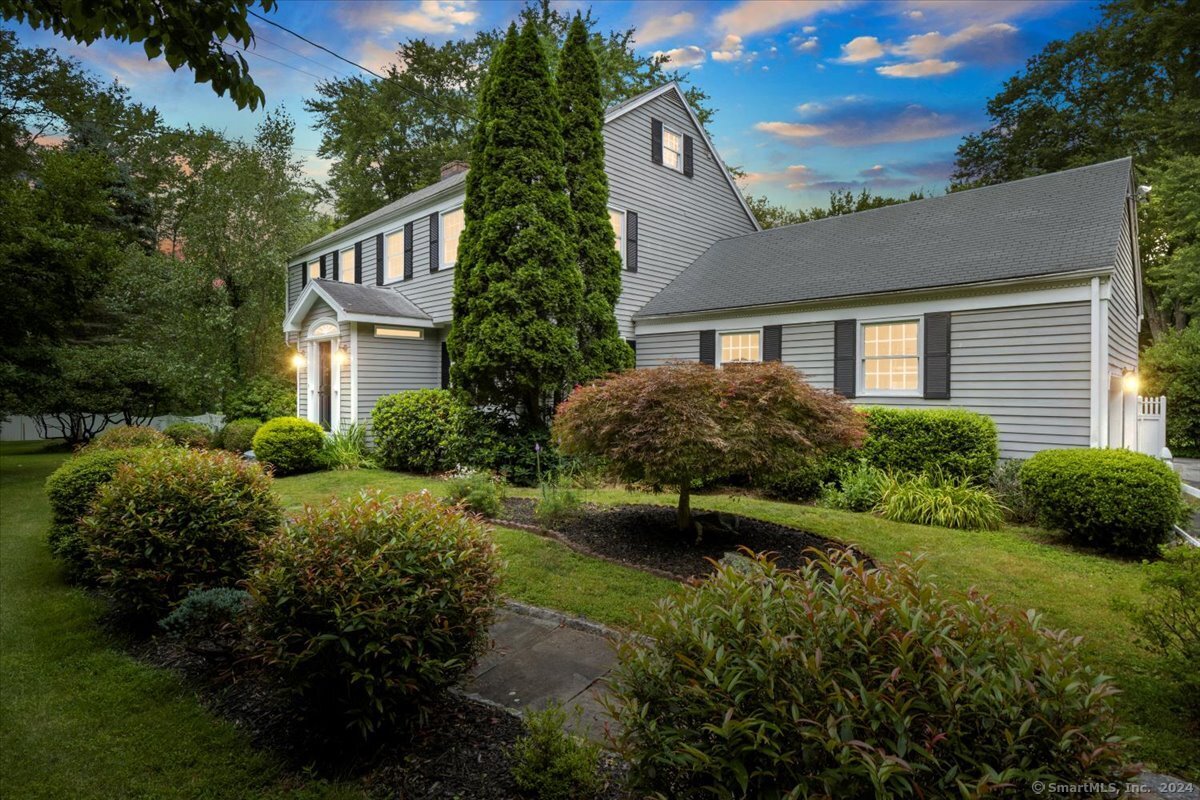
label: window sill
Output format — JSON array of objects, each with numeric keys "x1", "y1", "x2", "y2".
[{"x1": 855, "y1": 393, "x2": 924, "y2": 400}]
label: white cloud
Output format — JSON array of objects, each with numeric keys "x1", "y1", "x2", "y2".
[
  {"x1": 754, "y1": 121, "x2": 827, "y2": 140},
  {"x1": 715, "y1": 0, "x2": 845, "y2": 37},
  {"x1": 837, "y1": 35, "x2": 885, "y2": 63},
  {"x1": 905, "y1": 10, "x2": 924, "y2": 19},
  {"x1": 901, "y1": 0, "x2": 1051, "y2": 26},
  {"x1": 654, "y1": 45, "x2": 707, "y2": 68},
  {"x1": 876, "y1": 58, "x2": 960, "y2": 77},
  {"x1": 795, "y1": 101, "x2": 825, "y2": 113},
  {"x1": 358, "y1": 41, "x2": 397, "y2": 74},
  {"x1": 711, "y1": 34, "x2": 745, "y2": 62},
  {"x1": 892, "y1": 22, "x2": 1017, "y2": 58},
  {"x1": 344, "y1": 1, "x2": 477, "y2": 35},
  {"x1": 755, "y1": 99, "x2": 972, "y2": 147},
  {"x1": 636, "y1": 11, "x2": 696, "y2": 45},
  {"x1": 739, "y1": 164, "x2": 821, "y2": 189},
  {"x1": 790, "y1": 35, "x2": 820, "y2": 54},
  {"x1": 802, "y1": 25, "x2": 818, "y2": 33}
]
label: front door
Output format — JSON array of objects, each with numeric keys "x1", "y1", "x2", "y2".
[{"x1": 317, "y1": 340, "x2": 332, "y2": 430}]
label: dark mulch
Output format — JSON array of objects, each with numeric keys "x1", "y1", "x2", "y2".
[{"x1": 500, "y1": 498, "x2": 845, "y2": 581}]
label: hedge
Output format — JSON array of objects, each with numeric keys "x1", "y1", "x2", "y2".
[
  {"x1": 861, "y1": 407, "x2": 998, "y2": 481},
  {"x1": 251, "y1": 416, "x2": 326, "y2": 475}
]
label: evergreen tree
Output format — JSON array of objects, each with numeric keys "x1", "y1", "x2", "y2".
[
  {"x1": 448, "y1": 22, "x2": 583, "y2": 428},
  {"x1": 559, "y1": 14, "x2": 634, "y2": 382}
]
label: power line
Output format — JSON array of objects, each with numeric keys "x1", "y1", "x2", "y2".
[
  {"x1": 222, "y1": 42, "x2": 330, "y2": 83},
  {"x1": 253, "y1": 31, "x2": 349, "y2": 79}
]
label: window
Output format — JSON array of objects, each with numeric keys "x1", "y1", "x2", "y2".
[
  {"x1": 375, "y1": 326, "x2": 422, "y2": 339},
  {"x1": 308, "y1": 259, "x2": 320, "y2": 279},
  {"x1": 662, "y1": 126, "x2": 683, "y2": 172},
  {"x1": 609, "y1": 208, "x2": 624, "y2": 263},
  {"x1": 385, "y1": 230, "x2": 405, "y2": 282},
  {"x1": 862, "y1": 320, "x2": 919, "y2": 393},
  {"x1": 309, "y1": 322, "x2": 338, "y2": 339},
  {"x1": 441, "y1": 207, "x2": 465, "y2": 268},
  {"x1": 339, "y1": 246, "x2": 355, "y2": 283},
  {"x1": 719, "y1": 331, "x2": 760, "y2": 364}
]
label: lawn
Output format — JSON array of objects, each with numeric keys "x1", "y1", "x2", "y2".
[{"x1": 276, "y1": 468, "x2": 1199, "y2": 778}]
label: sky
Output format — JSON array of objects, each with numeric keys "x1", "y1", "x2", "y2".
[{"x1": 9, "y1": 0, "x2": 1103, "y2": 209}]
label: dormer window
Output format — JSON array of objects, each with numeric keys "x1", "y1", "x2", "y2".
[
  {"x1": 339, "y1": 245, "x2": 356, "y2": 283},
  {"x1": 661, "y1": 126, "x2": 684, "y2": 172},
  {"x1": 308, "y1": 259, "x2": 320, "y2": 279}
]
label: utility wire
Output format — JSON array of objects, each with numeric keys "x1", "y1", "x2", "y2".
[
  {"x1": 253, "y1": 31, "x2": 350, "y2": 78},
  {"x1": 222, "y1": 42, "x2": 330, "y2": 83}
]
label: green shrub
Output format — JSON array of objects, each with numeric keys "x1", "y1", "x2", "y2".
[
  {"x1": 991, "y1": 458, "x2": 1037, "y2": 524},
  {"x1": 81, "y1": 448, "x2": 281, "y2": 621},
  {"x1": 251, "y1": 416, "x2": 326, "y2": 475},
  {"x1": 862, "y1": 407, "x2": 999, "y2": 481},
  {"x1": 443, "y1": 468, "x2": 505, "y2": 518},
  {"x1": 608, "y1": 550, "x2": 1125, "y2": 798},
  {"x1": 1125, "y1": 547, "x2": 1200, "y2": 722},
  {"x1": 1020, "y1": 449, "x2": 1182, "y2": 556},
  {"x1": 247, "y1": 490, "x2": 501, "y2": 738},
  {"x1": 372, "y1": 389, "x2": 472, "y2": 473},
  {"x1": 223, "y1": 375, "x2": 295, "y2": 422},
  {"x1": 44, "y1": 448, "x2": 152, "y2": 582},
  {"x1": 510, "y1": 702, "x2": 604, "y2": 800},
  {"x1": 534, "y1": 480, "x2": 583, "y2": 526},
  {"x1": 876, "y1": 471, "x2": 1005, "y2": 530},
  {"x1": 819, "y1": 460, "x2": 885, "y2": 512},
  {"x1": 82, "y1": 425, "x2": 171, "y2": 452},
  {"x1": 220, "y1": 418, "x2": 262, "y2": 454},
  {"x1": 163, "y1": 421, "x2": 214, "y2": 449},
  {"x1": 754, "y1": 456, "x2": 834, "y2": 502},
  {"x1": 321, "y1": 423, "x2": 371, "y2": 470},
  {"x1": 466, "y1": 415, "x2": 561, "y2": 487},
  {"x1": 1142, "y1": 323, "x2": 1200, "y2": 457},
  {"x1": 159, "y1": 587, "x2": 250, "y2": 650}
]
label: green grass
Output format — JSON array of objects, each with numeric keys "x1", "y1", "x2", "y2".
[
  {"x1": 0, "y1": 442, "x2": 358, "y2": 800},
  {"x1": 277, "y1": 470, "x2": 1199, "y2": 778}
]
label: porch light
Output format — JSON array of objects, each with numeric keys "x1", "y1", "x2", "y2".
[
  {"x1": 333, "y1": 347, "x2": 349, "y2": 367},
  {"x1": 291, "y1": 351, "x2": 306, "y2": 370},
  {"x1": 1122, "y1": 370, "x2": 1139, "y2": 394}
]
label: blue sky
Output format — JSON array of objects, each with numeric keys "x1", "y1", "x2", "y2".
[{"x1": 10, "y1": 0, "x2": 1101, "y2": 209}]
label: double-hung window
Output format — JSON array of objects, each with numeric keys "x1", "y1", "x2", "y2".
[
  {"x1": 307, "y1": 259, "x2": 320, "y2": 280},
  {"x1": 719, "y1": 331, "x2": 760, "y2": 365},
  {"x1": 608, "y1": 208, "x2": 624, "y2": 265},
  {"x1": 862, "y1": 320, "x2": 919, "y2": 393},
  {"x1": 441, "y1": 207, "x2": 465, "y2": 268},
  {"x1": 384, "y1": 230, "x2": 405, "y2": 282},
  {"x1": 661, "y1": 126, "x2": 683, "y2": 172},
  {"x1": 339, "y1": 245, "x2": 356, "y2": 283}
]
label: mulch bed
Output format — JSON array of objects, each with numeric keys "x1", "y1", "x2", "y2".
[{"x1": 500, "y1": 497, "x2": 845, "y2": 581}]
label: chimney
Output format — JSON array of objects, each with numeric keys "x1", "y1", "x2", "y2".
[{"x1": 440, "y1": 160, "x2": 468, "y2": 180}]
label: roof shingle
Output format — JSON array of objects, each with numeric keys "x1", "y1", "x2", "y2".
[{"x1": 311, "y1": 279, "x2": 430, "y2": 320}]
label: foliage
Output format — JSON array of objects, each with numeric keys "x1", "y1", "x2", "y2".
[
  {"x1": 509, "y1": 702, "x2": 604, "y2": 800},
  {"x1": 219, "y1": 417, "x2": 262, "y2": 454},
  {"x1": 82, "y1": 425, "x2": 171, "y2": 451},
  {"x1": 443, "y1": 467, "x2": 506, "y2": 518},
  {"x1": 554, "y1": 361, "x2": 865, "y2": 535},
  {"x1": 1140, "y1": 155, "x2": 1200, "y2": 335},
  {"x1": 251, "y1": 416, "x2": 326, "y2": 476},
  {"x1": 448, "y1": 21, "x2": 582, "y2": 429},
  {"x1": 754, "y1": 456, "x2": 834, "y2": 502},
  {"x1": 306, "y1": 0, "x2": 712, "y2": 222},
  {"x1": 607, "y1": 549, "x2": 1126, "y2": 798},
  {"x1": 163, "y1": 421, "x2": 214, "y2": 449},
  {"x1": 1, "y1": 0, "x2": 277, "y2": 109},
  {"x1": 158, "y1": 587, "x2": 250, "y2": 648},
  {"x1": 744, "y1": 188, "x2": 928, "y2": 229},
  {"x1": 222, "y1": 375, "x2": 295, "y2": 422},
  {"x1": 535, "y1": 480, "x2": 584, "y2": 527},
  {"x1": 465, "y1": 411, "x2": 562, "y2": 487},
  {"x1": 80, "y1": 448, "x2": 280, "y2": 621},
  {"x1": 247, "y1": 490, "x2": 501, "y2": 738},
  {"x1": 1141, "y1": 322, "x2": 1200, "y2": 457},
  {"x1": 372, "y1": 389, "x2": 472, "y2": 473},
  {"x1": 991, "y1": 458, "x2": 1038, "y2": 524},
  {"x1": 1020, "y1": 448, "x2": 1183, "y2": 556},
  {"x1": 559, "y1": 14, "x2": 633, "y2": 382},
  {"x1": 320, "y1": 423, "x2": 370, "y2": 471},
  {"x1": 1124, "y1": 547, "x2": 1200, "y2": 722},
  {"x1": 876, "y1": 471, "x2": 1006, "y2": 530},
  {"x1": 819, "y1": 459, "x2": 886, "y2": 512},
  {"x1": 861, "y1": 407, "x2": 999, "y2": 482}
]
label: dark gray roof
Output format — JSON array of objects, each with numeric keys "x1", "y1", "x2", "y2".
[
  {"x1": 312, "y1": 279, "x2": 430, "y2": 320},
  {"x1": 636, "y1": 158, "x2": 1133, "y2": 318}
]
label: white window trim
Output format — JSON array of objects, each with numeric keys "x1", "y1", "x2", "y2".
[
  {"x1": 716, "y1": 328, "x2": 763, "y2": 367},
  {"x1": 307, "y1": 259, "x2": 320, "y2": 280},
  {"x1": 338, "y1": 246, "x2": 356, "y2": 282},
  {"x1": 661, "y1": 124, "x2": 684, "y2": 173},
  {"x1": 857, "y1": 317, "x2": 923, "y2": 398},
  {"x1": 609, "y1": 207, "x2": 625, "y2": 267},
  {"x1": 382, "y1": 226, "x2": 407, "y2": 285},
  {"x1": 440, "y1": 205, "x2": 464, "y2": 270},
  {"x1": 304, "y1": 317, "x2": 341, "y2": 427}
]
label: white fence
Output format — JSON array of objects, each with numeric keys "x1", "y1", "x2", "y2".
[
  {"x1": 0, "y1": 413, "x2": 224, "y2": 442},
  {"x1": 1136, "y1": 395, "x2": 1168, "y2": 457}
]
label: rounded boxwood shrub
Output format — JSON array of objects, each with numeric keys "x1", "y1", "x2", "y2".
[
  {"x1": 251, "y1": 416, "x2": 326, "y2": 475},
  {"x1": 1020, "y1": 448, "x2": 1182, "y2": 556},
  {"x1": 862, "y1": 407, "x2": 999, "y2": 481},
  {"x1": 220, "y1": 418, "x2": 262, "y2": 454},
  {"x1": 608, "y1": 550, "x2": 1125, "y2": 798},
  {"x1": 83, "y1": 425, "x2": 171, "y2": 452},
  {"x1": 44, "y1": 448, "x2": 153, "y2": 582},
  {"x1": 163, "y1": 421, "x2": 214, "y2": 449},
  {"x1": 247, "y1": 490, "x2": 501, "y2": 738},
  {"x1": 80, "y1": 448, "x2": 281, "y2": 621},
  {"x1": 372, "y1": 389, "x2": 472, "y2": 473}
]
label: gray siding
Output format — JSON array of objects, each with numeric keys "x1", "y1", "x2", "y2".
[
  {"x1": 782, "y1": 322, "x2": 835, "y2": 388},
  {"x1": 1108, "y1": 199, "x2": 1138, "y2": 373},
  {"x1": 635, "y1": 331, "x2": 700, "y2": 367},
  {"x1": 393, "y1": 216, "x2": 455, "y2": 322},
  {"x1": 287, "y1": 263, "x2": 303, "y2": 310},
  {"x1": 605, "y1": 91, "x2": 758, "y2": 338},
  {"x1": 359, "y1": 235, "x2": 379, "y2": 287},
  {"x1": 355, "y1": 323, "x2": 441, "y2": 431}
]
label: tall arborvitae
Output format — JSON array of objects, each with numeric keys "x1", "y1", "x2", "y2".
[
  {"x1": 558, "y1": 14, "x2": 634, "y2": 382},
  {"x1": 448, "y1": 21, "x2": 583, "y2": 428}
]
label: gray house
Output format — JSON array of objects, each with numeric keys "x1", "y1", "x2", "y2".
[{"x1": 284, "y1": 82, "x2": 1142, "y2": 460}]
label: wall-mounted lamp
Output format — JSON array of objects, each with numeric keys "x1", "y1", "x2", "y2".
[
  {"x1": 291, "y1": 351, "x2": 306, "y2": 370},
  {"x1": 333, "y1": 346, "x2": 350, "y2": 368},
  {"x1": 1121, "y1": 370, "x2": 1139, "y2": 394}
]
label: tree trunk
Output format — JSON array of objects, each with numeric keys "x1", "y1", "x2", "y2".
[{"x1": 676, "y1": 480, "x2": 692, "y2": 535}]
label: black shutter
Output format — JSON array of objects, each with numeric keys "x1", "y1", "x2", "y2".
[
  {"x1": 626, "y1": 211, "x2": 638, "y2": 273},
  {"x1": 375, "y1": 233, "x2": 384, "y2": 286},
  {"x1": 440, "y1": 342, "x2": 450, "y2": 389},
  {"x1": 763, "y1": 325, "x2": 782, "y2": 362},
  {"x1": 319, "y1": 253, "x2": 329, "y2": 279},
  {"x1": 651, "y1": 119, "x2": 663, "y2": 165},
  {"x1": 403, "y1": 221, "x2": 414, "y2": 280},
  {"x1": 699, "y1": 330, "x2": 715, "y2": 365},
  {"x1": 924, "y1": 312, "x2": 951, "y2": 399},
  {"x1": 625, "y1": 338, "x2": 637, "y2": 353},
  {"x1": 834, "y1": 319, "x2": 856, "y2": 398},
  {"x1": 428, "y1": 213, "x2": 439, "y2": 273},
  {"x1": 354, "y1": 241, "x2": 363, "y2": 284},
  {"x1": 683, "y1": 135, "x2": 694, "y2": 177},
  {"x1": 300, "y1": 261, "x2": 307, "y2": 288}
]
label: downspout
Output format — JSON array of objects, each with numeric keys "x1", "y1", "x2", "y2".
[
  {"x1": 1089, "y1": 276, "x2": 1102, "y2": 448},
  {"x1": 350, "y1": 323, "x2": 359, "y2": 425},
  {"x1": 1098, "y1": 278, "x2": 1111, "y2": 448}
]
